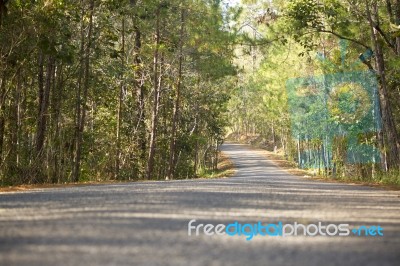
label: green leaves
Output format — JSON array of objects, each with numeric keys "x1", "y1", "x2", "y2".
[{"x1": 286, "y1": 0, "x2": 324, "y2": 30}]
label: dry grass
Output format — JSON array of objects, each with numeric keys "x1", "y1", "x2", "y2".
[
  {"x1": 198, "y1": 151, "x2": 236, "y2": 179},
  {"x1": 0, "y1": 180, "x2": 133, "y2": 193},
  {"x1": 216, "y1": 151, "x2": 237, "y2": 178},
  {"x1": 0, "y1": 153, "x2": 237, "y2": 193}
]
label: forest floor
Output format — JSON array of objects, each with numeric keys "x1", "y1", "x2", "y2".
[{"x1": 0, "y1": 152, "x2": 235, "y2": 193}]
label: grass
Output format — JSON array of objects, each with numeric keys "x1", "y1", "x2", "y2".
[
  {"x1": 359, "y1": 169, "x2": 400, "y2": 187},
  {"x1": 0, "y1": 180, "x2": 135, "y2": 193},
  {"x1": 0, "y1": 152, "x2": 236, "y2": 193},
  {"x1": 198, "y1": 152, "x2": 236, "y2": 179}
]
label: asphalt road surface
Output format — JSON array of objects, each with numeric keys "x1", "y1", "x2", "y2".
[{"x1": 1, "y1": 143, "x2": 399, "y2": 266}]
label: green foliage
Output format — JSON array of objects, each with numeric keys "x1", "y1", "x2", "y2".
[
  {"x1": 229, "y1": 0, "x2": 400, "y2": 184},
  {"x1": 0, "y1": 0, "x2": 236, "y2": 185}
]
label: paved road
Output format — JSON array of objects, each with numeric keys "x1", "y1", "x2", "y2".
[{"x1": 0, "y1": 143, "x2": 399, "y2": 266}]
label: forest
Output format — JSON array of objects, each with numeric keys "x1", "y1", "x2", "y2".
[
  {"x1": 229, "y1": 0, "x2": 400, "y2": 185},
  {"x1": 0, "y1": 0, "x2": 399, "y2": 186},
  {"x1": 0, "y1": 0, "x2": 237, "y2": 184}
]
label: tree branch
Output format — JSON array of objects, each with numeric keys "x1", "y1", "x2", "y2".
[
  {"x1": 373, "y1": 24, "x2": 398, "y2": 54},
  {"x1": 319, "y1": 29, "x2": 371, "y2": 50}
]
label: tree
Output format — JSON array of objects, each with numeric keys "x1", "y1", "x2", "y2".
[{"x1": 0, "y1": 0, "x2": 236, "y2": 185}]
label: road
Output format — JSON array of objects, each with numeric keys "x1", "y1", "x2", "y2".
[{"x1": 0, "y1": 143, "x2": 399, "y2": 266}]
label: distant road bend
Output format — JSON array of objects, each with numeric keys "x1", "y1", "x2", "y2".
[{"x1": 0, "y1": 143, "x2": 399, "y2": 266}]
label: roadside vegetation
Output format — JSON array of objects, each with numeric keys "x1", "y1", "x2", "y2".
[
  {"x1": 1, "y1": 0, "x2": 399, "y2": 188},
  {"x1": 198, "y1": 151, "x2": 236, "y2": 179},
  {"x1": 228, "y1": 0, "x2": 400, "y2": 188},
  {"x1": 0, "y1": 0, "x2": 237, "y2": 186},
  {"x1": 229, "y1": 134, "x2": 400, "y2": 188}
]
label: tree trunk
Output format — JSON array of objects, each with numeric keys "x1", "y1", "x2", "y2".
[
  {"x1": 366, "y1": 0, "x2": 400, "y2": 169},
  {"x1": 36, "y1": 55, "x2": 54, "y2": 156},
  {"x1": 9, "y1": 68, "x2": 21, "y2": 169},
  {"x1": 52, "y1": 63, "x2": 63, "y2": 183},
  {"x1": 0, "y1": 72, "x2": 6, "y2": 164},
  {"x1": 132, "y1": 22, "x2": 147, "y2": 178},
  {"x1": 115, "y1": 17, "x2": 125, "y2": 180},
  {"x1": 395, "y1": 0, "x2": 400, "y2": 54},
  {"x1": 147, "y1": 6, "x2": 161, "y2": 180},
  {"x1": 167, "y1": 9, "x2": 185, "y2": 180},
  {"x1": 73, "y1": 0, "x2": 94, "y2": 182}
]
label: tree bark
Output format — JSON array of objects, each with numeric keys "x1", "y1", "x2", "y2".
[
  {"x1": 73, "y1": 0, "x2": 94, "y2": 182},
  {"x1": 395, "y1": 0, "x2": 400, "y2": 54},
  {"x1": 0, "y1": 71, "x2": 6, "y2": 164},
  {"x1": 366, "y1": 0, "x2": 400, "y2": 169},
  {"x1": 115, "y1": 17, "x2": 125, "y2": 180},
  {"x1": 132, "y1": 10, "x2": 147, "y2": 178},
  {"x1": 9, "y1": 67, "x2": 21, "y2": 169},
  {"x1": 36, "y1": 55, "x2": 54, "y2": 156},
  {"x1": 51, "y1": 63, "x2": 63, "y2": 183},
  {"x1": 147, "y1": 6, "x2": 161, "y2": 180},
  {"x1": 167, "y1": 9, "x2": 185, "y2": 180}
]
